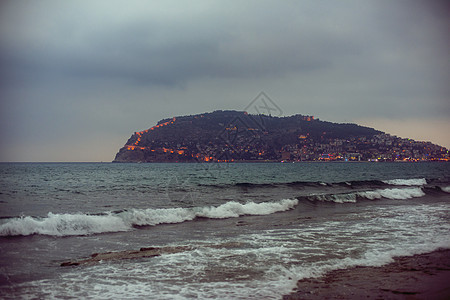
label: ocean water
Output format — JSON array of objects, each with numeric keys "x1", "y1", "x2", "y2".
[{"x1": 0, "y1": 162, "x2": 449, "y2": 299}]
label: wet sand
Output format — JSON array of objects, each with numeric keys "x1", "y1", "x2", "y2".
[{"x1": 283, "y1": 249, "x2": 450, "y2": 300}]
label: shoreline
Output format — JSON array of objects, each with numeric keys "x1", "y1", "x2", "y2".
[
  {"x1": 111, "y1": 160, "x2": 449, "y2": 163},
  {"x1": 283, "y1": 248, "x2": 450, "y2": 300}
]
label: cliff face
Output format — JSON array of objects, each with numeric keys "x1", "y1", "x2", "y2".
[{"x1": 113, "y1": 110, "x2": 448, "y2": 162}]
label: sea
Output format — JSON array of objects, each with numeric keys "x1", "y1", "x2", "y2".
[{"x1": 0, "y1": 162, "x2": 449, "y2": 299}]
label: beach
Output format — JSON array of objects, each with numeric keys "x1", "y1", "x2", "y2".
[{"x1": 283, "y1": 249, "x2": 450, "y2": 300}]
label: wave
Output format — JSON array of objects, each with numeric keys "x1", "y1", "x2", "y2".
[
  {"x1": 358, "y1": 187, "x2": 425, "y2": 200},
  {"x1": 293, "y1": 241, "x2": 450, "y2": 283},
  {"x1": 304, "y1": 187, "x2": 426, "y2": 203},
  {"x1": 442, "y1": 186, "x2": 450, "y2": 193},
  {"x1": 0, "y1": 199, "x2": 298, "y2": 237},
  {"x1": 382, "y1": 178, "x2": 427, "y2": 186},
  {"x1": 202, "y1": 178, "x2": 433, "y2": 190},
  {"x1": 205, "y1": 180, "x2": 377, "y2": 189},
  {"x1": 0, "y1": 213, "x2": 130, "y2": 237}
]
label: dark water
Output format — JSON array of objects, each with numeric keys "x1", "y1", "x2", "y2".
[{"x1": 0, "y1": 162, "x2": 449, "y2": 299}]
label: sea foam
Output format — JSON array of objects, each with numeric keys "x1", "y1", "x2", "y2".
[
  {"x1": 0, "y1": 213, "x2": 129, "y2": 237},
  {"x1": 310, "y1": 187, "x2": 425, "y2": 203},
  {"x1": 441, "y1": 186, "x2": 450, "y2": 193},
  {"x1": 358, "y1": 187, "x2": 425, "y2": 200},
  {"x1": 383, "y1": 178, "x2": 427, "y2": 186},
  {"x1": 0, "y1": 199, "x2": 298, "y2": 237}
]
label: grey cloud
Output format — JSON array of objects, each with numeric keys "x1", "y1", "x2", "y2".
[
  {"x1": 1, "y1": 1, "x2": 368, "y2": 87},
  {"x1": 0, "y1": 0, "x2": 449, "y2": 161}
]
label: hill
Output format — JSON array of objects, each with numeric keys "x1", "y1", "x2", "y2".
[{"x1": 113, "y1": 110, "x2": 448, "y2": 162}]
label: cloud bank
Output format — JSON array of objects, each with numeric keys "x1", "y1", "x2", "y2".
[{"x1": 0, "y1": 0, "x2": 448, "y2": 161}]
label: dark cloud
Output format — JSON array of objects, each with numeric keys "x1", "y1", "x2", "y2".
[
  {"x1": 0, "y1": 1, "x2": 365, "y2": 86},
  {"x1": 0, "y1": 0, "x2": 448, "y2": 161}
]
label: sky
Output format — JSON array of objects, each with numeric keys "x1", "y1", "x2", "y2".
[{"x1": 0, "y1": 0, "x2": 448, "y2": 162}]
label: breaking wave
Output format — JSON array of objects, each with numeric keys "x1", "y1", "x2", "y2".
[
  {"x1": 382, "y1": 178, "x2": 427, "y2": 186},
  {"x1": 204, "y1": 178, "x2": 432, "y2": 189},
  {"x1": 0, "y1": 199, "x2": 298, "y2": 237},
  {"x1": 442, "y1": 186, "x2": 450, "y2": 193},
  {"x1": 306, "y1": 187, "x2": 426, "y2": 203},
  {"x1": 358, "y1": 187, "x2": 425, "y2": 200}
]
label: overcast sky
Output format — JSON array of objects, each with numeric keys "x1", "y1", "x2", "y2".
[{"x1": 0, "y1": 0, "x2": 448, "y2": 162}]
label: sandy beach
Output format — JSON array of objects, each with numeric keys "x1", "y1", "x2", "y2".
[{"x1": 283, "y1": 249, "x2": 450, "y2": 300}]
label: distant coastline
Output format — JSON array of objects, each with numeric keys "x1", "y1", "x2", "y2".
[{"x1": 111, "y1": 160, "x2": 450, "y2": 164}]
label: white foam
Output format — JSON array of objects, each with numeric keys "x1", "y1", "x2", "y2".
[
  {"x1": 121, "y1": 207, "x2": 197, "y2": 226},
  {"x1": 314, "y1": 193, "x2": 357, "y2": 203},
  {"x1": 359, "y1": 187, "x2": 425, "y2": 200},
  {"x1": 442, "y1": 186, "x2": 450, "y2": 193},
  {"x1": 383, "y1": 178, "x2": 427, "y2": 186},
  {"x1": 197, "y1": 199, "x2": 298, "y2": 219},
  {"x1": 312, "y1": 187, "x2": 425, "y2": 203},
  {"x1": 291, "y1": 240, "x2": 450, "y2": 283},
  {"x1": 0, "y1": 199, "x2": 299, "y2": 237},
  {"x1": 0, "y1": 212, "x2": 129, "y2": 237}
]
